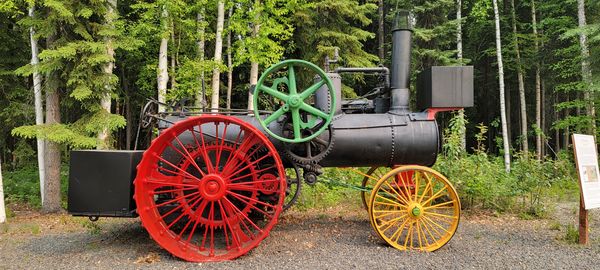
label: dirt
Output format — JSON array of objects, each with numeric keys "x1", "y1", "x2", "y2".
[{"x1": 0, "y1": 202, "x2": 599, "y2": 269}]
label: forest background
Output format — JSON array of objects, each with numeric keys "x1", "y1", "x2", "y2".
[{"x1": 0, "y1": 0, "x2": 598, "y2": 217}]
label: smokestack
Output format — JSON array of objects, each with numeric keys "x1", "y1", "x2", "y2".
[{"x1": 390, "y1": 10, "x2": 413, "y2": 113}]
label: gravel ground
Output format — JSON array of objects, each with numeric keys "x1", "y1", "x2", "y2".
[{"x1": 1, "y1": 202, "x2": 599, "y2": 270}]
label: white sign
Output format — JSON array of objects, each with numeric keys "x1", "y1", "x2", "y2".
[{"x1": 573, "y1": 134, "x2": 600, "y2": 210}]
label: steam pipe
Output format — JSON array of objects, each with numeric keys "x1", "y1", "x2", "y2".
[
  {"x1": 390, "y1": 10, "x2": 413, "y2": 113},
  {"x1": 333, "y1": 67, "x2": 390, "y2": 89}
]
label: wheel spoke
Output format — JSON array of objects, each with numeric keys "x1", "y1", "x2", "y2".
[
  {"x1": 288, "y1": 64, "x2": 297, "y2": 95},
  {"x1": 223, "y1": 197, "x2": 264, "y2": 233},
  {"x1": 229, "y1": 165, "x2": 276, "y2": 182},
  {"x1": 291, "y1": 108, "x2": 301, "y2": 140},
  {"x1": 299, "y1": 102, "x2": 328, "y2": 119},
  {"x1": 375, "y1": 194, "x2": 406, "y2": 208},
  {"x1": 226, "y1": 191, "x2": 277, "y2": 216},
  {"x1": 382, "y1": 181, "x2": 411, "y2": 205},
  {"x1": 403, "y1": 223, "x2": 414, "y2": 249},
  {"x1": 421, "y1": 185, "x2": 448, "y2": 206},
  {"x1": 423, "y1": 216, "x2": 451, "y2": 234},
  {"x1": 264, "y1": 107, "x2": 286, "y2": 125},
  {"x1": 299, "y1": 80, "x2": 325, "y2": 100},
  {"x1": 217, "y1": 199, "x2": 241, "y2": 250},
  {"x1": 424, "y1": 200, "x2": 455, "y2": 210},
  {"x1": 196, "y1": 124, "x2": 215, "y2": 173},
  {"x1": 154, "y1": 191, "x2": 201, "y2": 209},
  {"x1": 260, "y1": 84, "x2": 289, "y2": 101},
  {"x1": 154, "y1": 154, "x2": 202, "y2": 182}
]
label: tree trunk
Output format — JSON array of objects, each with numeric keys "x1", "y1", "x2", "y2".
[
  {"x1": 456, "y1": 0, "x2": 463, "y2": 61},
  {"x1": 28, "y1": 5, "x2": 46, "y2": 204},
  {"x1": 493, "y1": 0, "x2": 511, "y2": 172},
  {"x1": 510, "y1": 0, "x2": 528, "y2": 153},
  {"x1": 0, "y1": 157, "x2": 6, "y2": 223},
  {"x1": 456, "y1": 0, "x2": 466, "y2": 151},
  {"x1": 44, "y1": 72, "x2": 62, "y2": 213},
  {"x1": 195, "y1": 9, "x2": 206, "y2": 109},
  {"x1": 577, "y1": 0, "x2": 596, "y2": 135},
  {"x1": 170, "y1": 20, "x2": 177, "y2": 90},
  {"x1": 210, "y1": 1, "x2": 225, "y2": 111},
  {"x1": 554, "y1": 92, "x2": 560, "y2": 151},
  {"x1": 247, "y1": 0, "x2": 261, "y2": 111},
  {"x1": 378, "y1": 0, "x2": 384, "y2": 62},
  {"x1": 531, "y1": 0, "x2": 542, "y2": 159},
  {"x1": 226, "y1": 6, "x2": 233, "y2": 110},
  {"x1": 98, "y1": 0, "x2": 117, "y2": 150},
  {"x1": 157, "y1": 6, "x2": 169, "y2": 113}
]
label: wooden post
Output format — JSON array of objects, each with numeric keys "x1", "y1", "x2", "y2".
[
  {"x1": 579, "y1": 192, "x2": 589, "y2": 245},
  {"x1": 572, "y1": 134, "x2": 598, "y2": 245}
]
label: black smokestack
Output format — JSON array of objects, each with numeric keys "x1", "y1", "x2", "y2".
[{"x1": 390, "y1": 10, "x2": 413, "y2": 112}]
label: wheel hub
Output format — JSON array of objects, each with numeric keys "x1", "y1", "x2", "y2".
[
  {"x1": 199, "y1": 174, "x2": 227, "y2": 201},
  {"x1": 408, "y1": 203, "x2": 423, "y2": 218},
  {"x1": 287, "y1": 95, "x2": 301, "y2": 108}
]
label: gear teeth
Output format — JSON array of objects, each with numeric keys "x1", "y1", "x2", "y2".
[{"x1": 283, "y1": 125, "x2": 334, "y2": 165}]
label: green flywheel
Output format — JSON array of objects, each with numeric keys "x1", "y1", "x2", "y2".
[{"x1": 253, "y1": 59, "x2": 336, "y2": 143}]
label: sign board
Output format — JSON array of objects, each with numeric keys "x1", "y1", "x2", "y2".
[{"x1": 572, "y1": 134, "x2": 600, "y2": 210}]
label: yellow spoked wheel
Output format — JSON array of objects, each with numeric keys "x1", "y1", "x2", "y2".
[{"x1": 368, "y1": 165, "x2": 460, "y2": 252}]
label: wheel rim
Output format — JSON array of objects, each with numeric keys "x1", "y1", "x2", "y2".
[
  {"x1": 368, "y1": 166, "x2": 460, "y2": 252},
  {"x1": 134, "y1": 115, "x2": 286, "y2": 262},
  {"x1": 253, "y1": 59, "x2": 335, "y2": 143},
  {"x1": 360, "y1": 167, "x2": 389, "y2": 210},
  {"x1": 283, "y1": 164, "x2": 302, "y2": 212}
]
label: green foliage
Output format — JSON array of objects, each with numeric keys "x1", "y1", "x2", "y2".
[
  {"x1": 1, "y1": 164, "x2": 69, "y2": 208},
  {"x1": 293, "y1": 0, "x2": 379, "y2": 67},
  {"x1": 437, "y1": 121, "x2": 579, "y2": 214}
]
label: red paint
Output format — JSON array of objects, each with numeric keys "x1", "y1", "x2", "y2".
[{"x1": 134, "y1": 115, "x2": 286, "y2": 262}]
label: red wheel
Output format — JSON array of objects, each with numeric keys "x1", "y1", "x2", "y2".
[{"x1": 134, "y1": 115, "x2": 286, "y2": 262}]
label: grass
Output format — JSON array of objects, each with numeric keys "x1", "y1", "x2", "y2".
[
  {"x1": 560, "y1": 224, "x2": 580, "y2": 244},
  {"x1": 2, "y1": 165, "x2": 69, "y2": 209}
]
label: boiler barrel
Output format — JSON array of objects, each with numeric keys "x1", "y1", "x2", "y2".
[{"x1": 319, "y1": 114, "x2": 439, "y2": 167}]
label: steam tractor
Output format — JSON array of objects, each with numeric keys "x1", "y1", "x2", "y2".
[{"x1": 67, "y1": 12, "x2": 473, "y2": 262}]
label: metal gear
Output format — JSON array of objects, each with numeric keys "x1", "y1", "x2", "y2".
[{"x1": 281, "y1": 118, "x2": 335, "y2": 165}]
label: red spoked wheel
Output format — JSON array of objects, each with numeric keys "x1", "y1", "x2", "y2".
[{"x1": 134, "y1": 115, "x2": 286, "y2": 262}]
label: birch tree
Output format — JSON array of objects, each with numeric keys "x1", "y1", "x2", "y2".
[
  {"x1": 157, "y1": 6, "x2": 169, "y2": 113},
  {"x1": 210, "y1": 1, "x2": 225, "y2": 111},
  {"x1": 493, "y1": 0, "x2": 511, "y2": 172},
  {"x1": 98, "y1": 0, "x2": 117, "y2": 149},
  {"x1": 28, "y1": 4, "x2": 45, "y2": 204},
  {"x1": 195, "y1": 7, "x2": 206, "y2": 109},
  {"x1": 246, "y1": 0, "x2": 261, "y2": 111},
  {"x1": 457, "y1": 0, "x2": 466, "y2": 151},
  {"x1": 510, "y1": 0, "x2": 528, "y2": 153},
  {"x1": 576, "y1": 0, "x2": 595, "y2": 135},
  {"x1": 226, "y1": 6, "x2": 234, "y2": 110}
]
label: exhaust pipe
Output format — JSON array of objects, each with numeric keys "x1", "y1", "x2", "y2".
[{"x1": 390, "y1": 10, "x2": 413, "y2": 113}]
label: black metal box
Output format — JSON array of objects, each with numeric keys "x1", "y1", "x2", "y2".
[
  {"x1": 416, "y1": 66, "x2": 474, "y2": 110},
  {"x1": 68, "y1": 150, "x2": 144, "y2": 217}
]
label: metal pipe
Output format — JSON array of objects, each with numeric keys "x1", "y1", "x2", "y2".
[
  {"x1": 390, "y1": 10, "x2": 413, "y2": 113},
  {"x1": 334, "y1": 67, "x2": 390, "y2": 89}
]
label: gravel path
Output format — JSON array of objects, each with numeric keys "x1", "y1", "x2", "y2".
[{"x1": 1, "y1": 203, "x2": 599, "y2": 270}]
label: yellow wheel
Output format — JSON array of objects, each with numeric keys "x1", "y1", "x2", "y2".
[
  {"x1": 368, "y1": 166, "x2": 460, "y2": 251},
  {"x1": 360, "y1": 167, "x2": 389, "y2": 210}
]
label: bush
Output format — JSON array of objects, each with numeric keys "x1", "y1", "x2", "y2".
[{"x1": 2, "y1": 164, "x2": 69, "y2": 208}]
